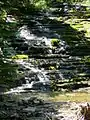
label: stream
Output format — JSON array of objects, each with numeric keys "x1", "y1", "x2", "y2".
[{"x1": 0, "y1": 2, "x2": 90, "y2": 120}]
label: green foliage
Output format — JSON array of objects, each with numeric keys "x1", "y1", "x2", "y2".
[
  {"x1": 35, "y1": 0, "x2": 48, "y2": 9},
  {"x1": 0, "y1": 9, "x2": 7, "y2": 21},
  {"x1": 51, "y1": 38, "x2": 60, "y2": 46},
  {"x1": 56, "y1": 0, "x2": 86, "y2": 3},
  {"x1": 82, "y1": 0, "x2": 90, "y2": 6}
]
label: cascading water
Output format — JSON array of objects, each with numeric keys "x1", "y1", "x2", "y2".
[
  {"x1": 4, "y1": 5, "x2": 89, "y2": 95},
  {"x1": 4, "y1": 12, "x2": 69, "y2": 94},
  {"x1": 1, "y1": 3, "x2": 90, "y2": 120},
  {"x1": 4, "y1": 59, "x2": 50, "y2": 94},
  {"x1": 4, "y1": 12, "x2": 73, "y2": 95}
]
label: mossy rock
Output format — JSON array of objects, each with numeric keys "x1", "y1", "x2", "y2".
[
  {"x1": 12, "y1": 55, "x2": 28, "y2": 59},
  {"x1": 49, "y1": 66, "x2": 56, "y2": 70},
  {"x1": 51, "y1": 38, "x2": 60, "y2": 46}
]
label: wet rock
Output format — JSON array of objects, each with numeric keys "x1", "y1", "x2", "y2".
[
  {"x1": 23, "y1": 107, "x2": 36, "y2": 112},
  {"x1": 0, "y1": 85, "x2": 9, "y2": 93},
  {"x1": 29, "y1": 46, "x2": 49, "y2": 55},
  {"x1": 0, "y1": 95, "x2": 4, "y2": 101},
  {"x1": 10, "y1": 113, "x2": 19, "y2": 119},
  {"x1": 28, "y1": 97, "x2": 44, "y2": 105},
  {"x1": 14, "y1": 78, "x2": 25, "y2": 86},
  {"x1": 18, "y1": 99, "x2": 28, "y2": 107},
  {"x1": 21, "y1": 99, "x2": 29, "y2": 107},
  {"x1": 32, "y1": 82, "x2": 50, "y2": 91},
  {"x1": 32, "y1": 111, "x2": 44, "y2": 117}
]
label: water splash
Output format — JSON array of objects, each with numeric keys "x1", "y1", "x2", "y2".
[{"x1": 17, "y1": 25, "x2": 35, "y2": 40}]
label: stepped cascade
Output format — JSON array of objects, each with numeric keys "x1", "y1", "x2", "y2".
[
  {"x1": 0, "y1": 2, "x2": 90, "y2": 120},
  {"x1": 5, "y1": 3, "x2": 90, "y2": 93}
]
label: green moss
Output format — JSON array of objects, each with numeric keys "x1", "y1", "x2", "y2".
[
  {"x1": 12, "y1": 54, "x2": 28, "y2": 59},
  {"x1": 51, "y1": 38, "x2": 60, "y2": 46},
  {"x1": 49, "y1": 66, "x2": 56, "y2": 70}
]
